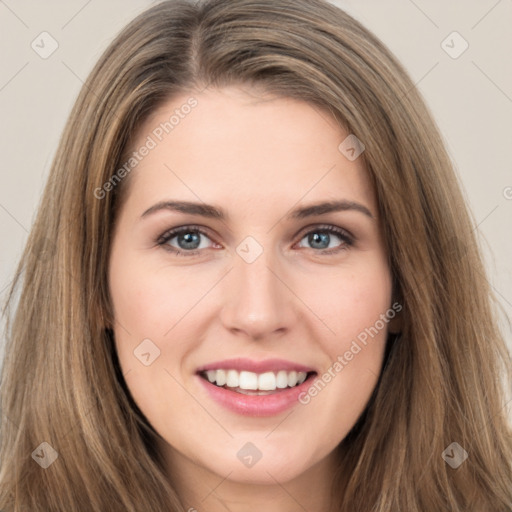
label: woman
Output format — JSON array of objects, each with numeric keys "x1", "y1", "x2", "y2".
[{"x1": 1, "y1": 0, "x2": 511, "y2": 510}]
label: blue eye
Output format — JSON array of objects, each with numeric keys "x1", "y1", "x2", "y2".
[
  {"x1": 296, "y1": 225, "x2": 353, "y2": 254},
  {"x1": 157, "y1": 226, "x2": 214, "y2": 256},
  {"x1": 157, "y1": 224, "x2": 353, "y2": 257}
]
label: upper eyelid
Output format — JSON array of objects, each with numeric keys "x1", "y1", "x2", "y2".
[
  {"x1": 296, "y1": 223, "x2": 354, "y2": 240},
  {"x1": 158, "y1": 224, "x2": 207, "y2": 238}
]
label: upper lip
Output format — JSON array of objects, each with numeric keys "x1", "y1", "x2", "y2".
[{"x1": 196, "y1": 357, "x2": 316, "y2": 374}]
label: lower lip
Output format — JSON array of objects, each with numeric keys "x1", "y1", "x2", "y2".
[{"x1": 196, "y1": 373, "x2": 316, "y2": 417}]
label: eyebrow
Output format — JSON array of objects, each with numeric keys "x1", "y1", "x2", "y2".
[{"x1": 141, "y1": 199, "x2": 374, "y2": 221}]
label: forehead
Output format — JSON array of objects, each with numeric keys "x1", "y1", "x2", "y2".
[{"x1": 122, "y1": 86, "x2": 376, "y2": 218}]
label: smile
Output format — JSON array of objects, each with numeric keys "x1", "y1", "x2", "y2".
[
  {"x1": 195, "y1": 358, "x2": 318, "y2": 416},
  {"x1": 199, "y1": 369, "x2": 312, "y2": 394}
]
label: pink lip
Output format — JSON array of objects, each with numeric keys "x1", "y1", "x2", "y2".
[
  {"x1": 196, "y1": 357, "x2": 315, "y2": 374},
  {"x1": 196, "y1": 372, "x2": 317, "y2": 417}
]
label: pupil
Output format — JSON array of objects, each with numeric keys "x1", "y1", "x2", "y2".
[{"x1": 309, "y1": 232, "x2": 329, "y2": 249}]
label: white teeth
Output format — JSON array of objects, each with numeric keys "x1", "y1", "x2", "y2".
[
  {"x1": 226, "y1": 369, "x2": 239, "y2": 388},
  {"x1": 276, "y1": 370, "x2": 289, "y2": 388},
  {"x1": 297, "y1": 372, "x2": 307, "y2": 385},
  {"x1": 202, "y1": 369, "x2": 309, "y2": 391},
  {"x1": 258, "y1": 372, "x2": 276, "y2": 390},
  {"x1": 239, "y1": 371, "x2": 258, "y2": 390},
  {"x1": 216, "y1": 369, "x2": 226, "y2": 386}
]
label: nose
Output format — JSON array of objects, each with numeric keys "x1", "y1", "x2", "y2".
[{"x1": 219, "y1": 245, "x2": 296, "y2": 341}]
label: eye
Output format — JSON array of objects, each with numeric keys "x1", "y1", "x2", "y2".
[
  {"x1": 295, "y1": 225, "x2": 354, "y2": 254},
  {"x1": 157, "y1": 226, "x2": 218, "y2": 256},
  {"x1": 157, "y1": 224, "x2": 354, "y2": 257}
]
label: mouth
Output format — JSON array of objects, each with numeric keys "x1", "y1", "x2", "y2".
[
  {"x1": 195, "y1": 357, "x2": 319, "y2": 416},
  {"x1": 198, "y1": 369, "x2": 318, "y2": 396}
]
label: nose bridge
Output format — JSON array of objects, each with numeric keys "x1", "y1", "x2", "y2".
[{"x1": 219, "y1": 238, "x2": 293, "y2": 338}]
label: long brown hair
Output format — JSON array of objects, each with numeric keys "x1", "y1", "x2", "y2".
[{"x1": 1, "y1": 0, "x2": 511, "y2": 510}]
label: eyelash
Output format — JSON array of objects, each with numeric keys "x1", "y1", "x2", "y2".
[{"x1": 156, "y1": 224, "x2": 354, "y2": 257}]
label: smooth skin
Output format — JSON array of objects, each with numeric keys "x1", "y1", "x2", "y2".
[{"x1": 108, "y1": 86, "x2": 395, "y2": 512}]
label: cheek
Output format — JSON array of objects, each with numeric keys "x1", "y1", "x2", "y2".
[
  {"x1": 302, "y1": 259, "x2": 392, "y2": 351},
  {"x1": 108, "y1": 258, "x2": 200, "y2": 432},
  {"x1": 294, "y1": 259, "x2": 392, "y2": 424},
  {"x1": 109, "y1": 254, "x2": 205, "y2": 345},
  {"x1": 108, "y1": 253, "x2": 212, "y2": 410}
]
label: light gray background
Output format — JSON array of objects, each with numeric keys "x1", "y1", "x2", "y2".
[{"x1": 1, "y1": 0, "x2": 511, "y2": 390}]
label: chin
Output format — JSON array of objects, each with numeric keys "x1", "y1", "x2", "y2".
[
  {"x1": 218, "y1": 460, "x2": 308, "y2": 485},
  {"x1": 203, "y1": 441, "x2": 315, "y2": 485}
]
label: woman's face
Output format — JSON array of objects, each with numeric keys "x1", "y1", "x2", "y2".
[{"x1": 109, "y1": 86, "x2": 394, "y2": 490}]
